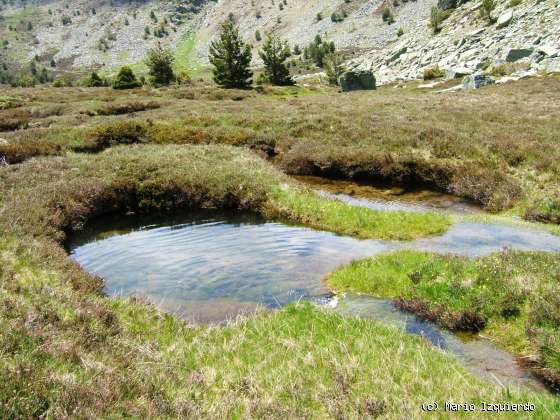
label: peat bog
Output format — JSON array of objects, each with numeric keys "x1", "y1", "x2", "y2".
[{"x1": 2, "y1": 79, "x2": 560, "y2": 417}]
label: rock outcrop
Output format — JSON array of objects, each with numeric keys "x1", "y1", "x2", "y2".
[
  {"x1": 339, "y1": 71, "x2": 376, "y2": 91},
  {"x1": 349, "y1": 0, "x2": 560, "y2": 85},
  {"x1": 462, "y1": 72, "x2": 495, "y2": 89}
]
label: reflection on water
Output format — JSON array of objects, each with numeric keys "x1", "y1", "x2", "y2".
[
  {"x1": 69, "y1": 210, "x2": 560, "y2": 324},
  {"x1": 336, "y1": 295, "x2": 546, "y2": 392},
  {"x1": 67, "y1": 210, "x2": 389, "y2": 323},
  {"x1": 407, "y1": 221, "x2": 560, "y2": 257}
]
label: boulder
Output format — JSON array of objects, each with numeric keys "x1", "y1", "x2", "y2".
[
  {"x1": 462, "y1": 72, "x2": 495, "y2": 89},
  {"x1": 537, "y1": 45, "x2": 558, "y2": 57},
  {"x1": 496, "y1": 10, "x2": 513, "y2": 28},
  {"x1": 445, "y1": 66, "x2": 473, "y2": 79},
  {"x1": 339, "y1": 71, "x2": 376, "y2": 92},
  {"x1": 437, "y1": 0, "x2": 457, "y2": 10},
  {"x1": 505, "y1": 48, "x2": 534, "y2": 62}
]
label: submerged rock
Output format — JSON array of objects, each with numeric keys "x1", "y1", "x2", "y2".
[
  {"x1": 462, "y1": 72, "x2": 495, "y2": 89},
  {"x1": 339, "y1": 71, "x2": 376, "y2": 92}
]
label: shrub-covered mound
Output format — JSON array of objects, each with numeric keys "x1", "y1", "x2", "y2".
[
  {"x1": 0, "y1": 144, "x2": 449, "y2": 241},
  {"x1": 327, "y1": 250, "x2": 560, "y2": 392}
]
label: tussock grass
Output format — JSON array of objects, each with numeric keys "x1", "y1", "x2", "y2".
[
  {"x1": 327, "y1": 250, "x2": 560, "y2": 391},
  {"x1": 273, "y1": 188, "x2": 448, "y2": 240}
]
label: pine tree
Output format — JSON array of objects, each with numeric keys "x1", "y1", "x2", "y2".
[
  {"x1": 258, "y1": 34, "x2": 293, "y2": 86},
  {"x1": 146, "y1": 44, "x2": 175, "y2": 86},
  {"x1": 209, "y1": 21, "x2": 253, "y2": 89},
  {"x1": 85, "y1": 71, "x2": 104, "y2": 87},
  {"x1": 112, "y1": 66, "x2": 141, "y2": 89},
  {"x1": 324, "y1": 53, "x2": 346, "y2": 86}
]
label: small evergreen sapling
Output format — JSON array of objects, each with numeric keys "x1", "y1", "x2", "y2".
[
  {"x1": 209, "y1": 21, "x2": 253, "y2": 89},
  {"x1": 112, "y1": 66, "x2": 142, "y2": 89},
  {"x1": 258, "y1": 34, "x2": 293, "y2": 86},
  {"x1": 145, "y1": 44, "x2": 175, "y2": 86}
]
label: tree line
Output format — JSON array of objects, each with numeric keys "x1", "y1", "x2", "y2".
[
  {"x1": 4, "y1": 20, "x2": 345, "y2": 89},
  {"x1": 86, "y1": 21, "x2": 296, "y2": 90}
]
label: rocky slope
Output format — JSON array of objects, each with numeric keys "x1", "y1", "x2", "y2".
[
  {"x1": 349, "y1": 0, "x2": 560, "y2": 84},
  {"x1": 0, "y1": 0, "x2": 558, "y2": 83},
  {"x1": 195, "y1": 0, "x2": 435, "y2": 64}
]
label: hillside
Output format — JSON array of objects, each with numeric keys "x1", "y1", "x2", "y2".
[{"x1": 0, "y1": 0, "x2": 559, "y2": 84}]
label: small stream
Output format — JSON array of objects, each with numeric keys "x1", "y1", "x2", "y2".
[{"x1": 67, "y1": 178, "x2": 560, "y2": 393}]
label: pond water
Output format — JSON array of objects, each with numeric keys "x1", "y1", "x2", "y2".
[
  {"x1": 336, "y1": 295, "x2": 545, "y2": 391},
  {"x1": 67, "y1": 210, "x2": 390, "y2": 323},
  {"x1": 67, "y1": 178, "x2": 560, "y2": 392},
  {"x1": 295, "y1": 175, "x2": 483, "y2": 214}
]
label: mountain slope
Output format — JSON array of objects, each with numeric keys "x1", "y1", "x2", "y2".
[{"x1": 0, "y1": 0, "x2": 559, "y2": 84}]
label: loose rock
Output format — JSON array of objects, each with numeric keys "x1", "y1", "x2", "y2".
[
  {"x1": 496, "y1": 10, "x2": 514, "y2": 28},
  {"x1": 506, "y1": 48, "x2": 534, "y2": 62}
]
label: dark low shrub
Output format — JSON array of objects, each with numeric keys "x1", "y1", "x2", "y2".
[
  {"x1": 112, "y1": 66, "x2": 142, "y2": 90},
  {"x1": 78, "y1": 121, "x2": 148, "y2": 152},
  {"x1": 423, "y1": 66, "x2": 444, "y2": 80},
  {"x1": 89, "y1": 101, "x2": 160, "y2": 116}
]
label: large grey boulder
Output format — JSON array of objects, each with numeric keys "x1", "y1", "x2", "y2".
[
  {"x1": 446, "y1": 65, "x2": 474, "y2": 79},
  {"x1": 496, "y1": 10, "x2": 513, "y2": 28},
  {"x1": 462, "y1": 72, "x2": 495, "y2": 89},
  {"x1": 506, "y1": 48, "x2": 534, "y2": 62},
  {"x1": 339, "y1": 71, "x2": 376, "y2": 92},
  {"x1": 537, "y1": 45, "x2": 558, "y2": 57}
]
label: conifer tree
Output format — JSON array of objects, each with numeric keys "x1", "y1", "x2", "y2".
[
  {"x1": 324, "y1": 53, "x2": 346, "y2": 86},
  {"x1": 112, "y1": 66, "x2": 141, "y2": 89},
  {"x1": 146, "y1": 44, "x2": 175, "y2": 86},
  {"x1": 209, "y1": 21, "x2": 253, "y2": 88},
  {"x1": 258, "y1": 34, "x2": 293, "y2": 86},
  {"x1": 85, "y1": 71, "x2": 104, "y2": 87}
]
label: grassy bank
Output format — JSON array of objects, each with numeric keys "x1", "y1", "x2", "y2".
[
  {"x1": 1, "y1": 75, "x2": 560, "y2": 222},
  {"x1": 327, "y1": 250, "x2": 560, "y2": 391},
  {"x1": 2, "y1": 236, "x2": 559, "y2": 417},
  {"x1": 0, "y1": 144, "x2": 448, "y2": 241},
  {"x1": 2, "y1": 145, "x2": 555, "y2": 416}
]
